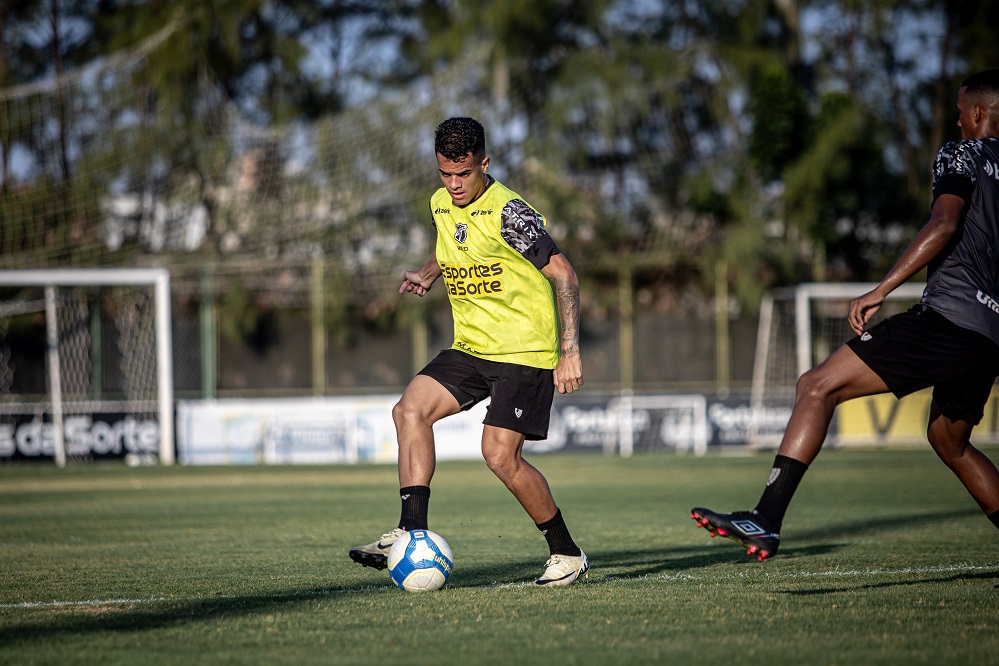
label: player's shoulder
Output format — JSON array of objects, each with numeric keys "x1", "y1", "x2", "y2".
[
  {"x1": 934, "y1": 139, "x2": 985, "y2": 179},
  {"x1": 937, "y1": 138, "x2": 983, "y2": 159}
]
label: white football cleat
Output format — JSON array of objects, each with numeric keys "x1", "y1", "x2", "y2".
[
  {"x1": 348, "y1": 528, "x2": 406, "y2": 570},
  {"x1": 534, "y1": 550, "x2": 589, "y2": 587}
]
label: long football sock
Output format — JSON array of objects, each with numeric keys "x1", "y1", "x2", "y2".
[
  {"x1": 989, "y1": 509, "x2": 999, "y2": 531},
  {"x1": 536, "y1": 508, "x2": 581, "y2": 557},
  {"x1": 398, "y1": 485, "x2": 430, "y2": 531},
  {"x1": 753, "y1": 455, "x2": 809, "y2": 530}
]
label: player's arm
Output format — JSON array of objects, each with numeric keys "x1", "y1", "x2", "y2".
[
  {"x1": 541, "y1": 253, "x2": 584, "y2": 395},
  {"x1": 400, "y1": 252, "x2": 442, "y2": 297},
  {"x1": 848, "y1": 194, "x2": 965, "y2": 335},
  {"x1": 500, "y1": 199, "x2": 584, "y2": 393}
]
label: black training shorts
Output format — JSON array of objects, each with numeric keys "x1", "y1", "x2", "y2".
[
  {"x1": 846, "y1": 305, "x2": 999, "y2": 425},
  {"x1": 418, "y1": 349, "x2": 555, "y2": 440}
]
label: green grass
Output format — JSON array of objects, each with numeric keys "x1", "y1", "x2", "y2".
[{"x1": 1, "y1": 448, "x2": 997, "y2": 665}]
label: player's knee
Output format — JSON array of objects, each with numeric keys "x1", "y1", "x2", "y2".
[
  {"x1": 392, "y1": 398, "x2": 423, "y2": 428},
  {"x1": 482, "y1": 447, "x2": 515, "y2": 479},
  {"x1": 927, "y1": 428, "x2": 966, "y2": 464},
  {"x1": 795, "y1": 368, "x2": 836, "y2": 404}
]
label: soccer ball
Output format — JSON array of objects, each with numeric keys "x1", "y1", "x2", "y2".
[{"x1": 387, "y1": 529, "x2": 454, "y2": 592}]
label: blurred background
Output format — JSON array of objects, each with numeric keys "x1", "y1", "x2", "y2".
[{"x1": 1, "y1": 1, "x2": 997, "y2": 462}]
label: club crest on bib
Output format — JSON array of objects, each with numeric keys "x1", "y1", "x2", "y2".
[{"x1": 454, "y1": 223, "x2": 468, "y2": 244}]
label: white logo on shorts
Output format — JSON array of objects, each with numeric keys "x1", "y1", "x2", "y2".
[
  {"x1": 861, "y1": 332, "x2": 872, "y2": 341},
  {"x1": 515, "y1": 408, "x2": 523, "y2": 418}
]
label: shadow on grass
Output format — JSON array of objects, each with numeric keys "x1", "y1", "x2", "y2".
[
  {"x1": 443, "y1": 543, "x2": 842, "y2": 588},
  {"x1": 309, "y1": 501, "x2": 986, "y2": 590},
  {"x1": 784, "y1": 506, "x2": 981, "y2": 542},
  {"x1": 511, "y1": 504, "x2": 985, "y2": 587},
  {"x1": 1, "y1": 507, "x2": 987, "y2": 644},
  {"x1": 0, "y1": 588, "x2": 380, "y2": 646},
  {"x1": 778, "y1": 569, "x2": 999, "y2": 595}
]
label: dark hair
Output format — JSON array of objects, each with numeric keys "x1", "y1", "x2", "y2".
[
  {"x1": 434, "y1": 117, "x2": 486, "y2": 161},
  {"x1": 962, "y1": 69, "x2": 999, "y2": 94}
]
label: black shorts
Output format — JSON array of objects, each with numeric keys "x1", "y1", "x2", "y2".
[
  {"x1": 418, "y1": 349, "x2": 555, "y2": 441},
  {"x1": 846, "y1": 305, "x2": 999, "y2": 425}
]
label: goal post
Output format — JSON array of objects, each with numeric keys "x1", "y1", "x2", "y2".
[
  {"x1": 748, "y1": 282, "x2": 926, "y2": 448},
  {"x1": 0, "y1": 268, "x2": 174, "y2": 465}
]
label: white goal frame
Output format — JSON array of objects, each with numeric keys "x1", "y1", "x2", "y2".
[
  {"x1": 0, "y1": 269, "x2": 174, "y2": 466},
  {"x1": 749, "y1": 282, "x2": 926, "y2": 447}
]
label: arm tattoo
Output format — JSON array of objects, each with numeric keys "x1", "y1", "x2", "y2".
[{"x1": 554, "y1": 277, "x2": 580, "y2": 354}]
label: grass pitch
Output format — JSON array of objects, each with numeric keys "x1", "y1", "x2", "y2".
[{"x1": 1, "y1": 448, "x2": 997, "y2": 665}]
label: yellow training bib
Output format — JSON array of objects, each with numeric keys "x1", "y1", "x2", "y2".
[{"x1": 431, "y1": 181, "x2": 559, "y2": 369}]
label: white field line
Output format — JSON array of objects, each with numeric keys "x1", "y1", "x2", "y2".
[{"x1": 1, "y1": 564, "x2": 995, "y2": 609}]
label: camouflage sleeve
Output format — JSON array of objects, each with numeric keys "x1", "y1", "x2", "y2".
[
  {"x1": 932, "y1": 140, "x2": 977, "y2": 203},
  {"x1": 500, "y1": 199, "x2": 560, "y2": 270}
]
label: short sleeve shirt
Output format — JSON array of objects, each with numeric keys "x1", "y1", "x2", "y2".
[{"x1": 921, "y1": 138, "x2": 999, "y2": 345}]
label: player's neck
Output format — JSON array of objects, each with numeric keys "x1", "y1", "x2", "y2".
[{"x1": 467, "y1": 175, "x2": 494, "y2": 206}]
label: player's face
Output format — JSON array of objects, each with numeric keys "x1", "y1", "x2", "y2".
[
  {"x1": 956, "y1": 87, "x2": 980, "y2": 140},
  {"x1": 437, "y1": 151, "x2": 489, "y2": 206}
]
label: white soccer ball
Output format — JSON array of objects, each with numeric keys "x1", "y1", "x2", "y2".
[{"x1": 387, "y1": 529, "x2": 454, "y2": 592}]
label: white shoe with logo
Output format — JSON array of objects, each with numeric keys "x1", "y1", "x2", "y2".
[
  {"x1": 348, "y1": 528, "x2": 406, "y2": 570},
  {"x1": 534, "y1": 550, "x2": 589, "y2": 587}
]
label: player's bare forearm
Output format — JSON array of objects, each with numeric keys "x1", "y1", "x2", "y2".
[
  {"x1": 554, "y1": 277, "x2": 581, "y2": 358},
  {"x1": 400, "y1": 254, "x2": 442, "y2": 297},
  {"x1": 553, "y1": 281, "x2": 583, "y2": 394},
  {"x1": 542, "y1": 254, "x2": 583, "y2": 394}
]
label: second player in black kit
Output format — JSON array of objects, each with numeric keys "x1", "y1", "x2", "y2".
[{"x1": 691, "y1": 69, "x2": 999, "y2": 561}]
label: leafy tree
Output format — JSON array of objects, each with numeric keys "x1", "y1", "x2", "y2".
[{"x1": 748, "y1": 61, "x2": 811, "y2": 183}]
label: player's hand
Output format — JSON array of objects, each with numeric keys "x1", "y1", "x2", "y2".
[
  {"x1": 554, "y1": 349, "x2": 583, "y2": 394},
  {"x1": 399, "y1": 270, "x2": 433, "y2": 297},
  {"x1": 848, "y1": 289, "x2": 884, "y2": 336}
]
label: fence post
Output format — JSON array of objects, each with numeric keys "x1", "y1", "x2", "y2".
[
  {"x1": 715, "y1": 259, "x2": 730, "y2": 390},
  {"x1": 618, "y1": 264, "x2": 634, "y2": 391},
  {"x1": 311, "y1": 258, "x2": 326, "y2": 396},
  {"x1": 200, "y1": 269, "x2": 216, "y2": 399}
]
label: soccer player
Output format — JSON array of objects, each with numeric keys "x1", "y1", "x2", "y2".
[
  {"x1": 349, "y1": 117, "x2": 589, "y2": 586},
  {"x1": 692, "y1": 69, "x2": 999, "y2": 561}
]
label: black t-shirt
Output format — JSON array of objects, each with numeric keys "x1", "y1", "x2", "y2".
[{"x1": 922, "y1": 137, "x2": 999, "y2": 345}]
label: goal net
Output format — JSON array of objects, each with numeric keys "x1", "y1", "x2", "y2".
[
  {"x1": 748, "y1": 282, "x2": 926, "y2": 447},
  {"x1": 0, "y1": 19, "x2": 496, "y2": 302},
  {"x1": 0, "y1": 269, "x2": 173, "y2": 466}
]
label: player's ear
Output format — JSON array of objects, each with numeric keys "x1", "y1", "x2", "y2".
[{"x1": 481, "y1": 156, "x2": 490, "y2": 173}]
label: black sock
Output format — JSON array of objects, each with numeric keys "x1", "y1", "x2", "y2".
[
  {"x1": 989, "y1": 509, "x2": 999, "y2": 531},
  {"x1": 753, "y1": 455, "x2": 809, "y2": 530},
  {"x1": 536, "y1": 508, "x2": 581, "y2": 557},
  {"x1": 398, "y1": 485, "x2": 430, "y2": 531}
]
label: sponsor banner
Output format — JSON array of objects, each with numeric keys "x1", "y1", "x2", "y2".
[
  {"x1": 36, "y1": 385, "x2": 996, "y2": 466},
  {"x1": 836, "y1": 388, "x2": 999, "y2": 445},
  {"x1": 0, "y1": 412, "x2": 160, "y2": 461},
  {"x1": 178, "y1": 397, "x2": 397, "y2": 465},
  {"x1": 177, "y1": 397, "x2": 495, "y2": 464},
  {"x1": 705, "y1": 396, "x2": 793, "y2": 448},
  {"x1": 175, "y1": 392, "x2": 780, "y2": 464},
  {"x1": 534, "y1": 393, "x2": 711, "y2": 456},
  {"x1": 542, "y1": 392, "x2": 797, "y2": 454}
]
